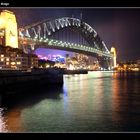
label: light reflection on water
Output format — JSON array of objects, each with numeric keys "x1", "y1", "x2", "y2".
[{"x1": 0, "y1": 71, "x2": 140, "y2": 132}]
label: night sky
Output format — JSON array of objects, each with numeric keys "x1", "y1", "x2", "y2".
[{"x1": 2, "y1": 8, "x2": 140, "y2": 61}]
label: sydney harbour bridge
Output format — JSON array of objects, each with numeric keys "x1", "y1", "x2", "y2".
[{"x1": 0, "y1": 10, "x2": 116, "y2": 69}]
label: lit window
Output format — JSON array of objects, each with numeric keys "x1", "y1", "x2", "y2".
[
  {"x1": 6, "y1": 58, "x2": 9, "y2": 61},
  {"x1": 6, "y1": 62, "x2": 9, "y2": 65},
  {"x1": 1, "y1": 58, "x2": 4, "y2": 61},
  {"x1": 17, "y1": 62, "x2": 21, "y2": 65},
  {"x1": 1, "y1": 54, "x2": 4, "y2": 57},
  {"x1": 11, "y1": 62, "x2": 16, "y2": 65}
]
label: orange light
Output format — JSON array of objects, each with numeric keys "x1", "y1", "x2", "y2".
[
  {"x1": 1, "y1": 58, "x2": 4, "y2": 61},
  {"x1": 11, "y1": 62, "x2": 16, "y2": 65},
  {"x1": 6, "y1": 58, "x2": 9, "y2": 61},
  {"x1": 6, "y1": 62, "x2": 9, "y2": 65},
  {"x1": 1, "y1": 54, "x2": 4, "y2": 57}
]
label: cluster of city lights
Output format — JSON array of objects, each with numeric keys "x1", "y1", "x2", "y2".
[{"x1": 37, "y1": 54, "x2": 65, "y2": 63}]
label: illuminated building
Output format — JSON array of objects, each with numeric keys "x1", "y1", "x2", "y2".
[
  {"x1": 28, "y1": 54, "x2": 38, "y2": 68},
  {"x1": 16, "y1": 53, "x2": 28, "y2": 70},
  {"x1": 0, "y1": 10, "x2": 18, "y2": 48},
  {"x1": 0, "y1": 45, "x2": 38, "y2": 70},
  {"x1": 37, "y1": 53, "x2": 65, "y2": 63},
  {"x1": 117, "y1": 60, "x2": 140, "y2": 71},
  {"x1": 64, "y1": 52, "x2": 100, "y2": 70}
]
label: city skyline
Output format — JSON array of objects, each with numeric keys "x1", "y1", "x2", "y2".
[
  {"x1": 2, "y1": 8, "x2": 140, "y2": 61},
  {"x1": 0, "y1": 8, "x2": 140, "y2": 133}
]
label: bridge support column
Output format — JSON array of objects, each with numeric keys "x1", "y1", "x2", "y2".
[
  {"x1": 110, "y1": 47, "x2": 117, "y2": 68},
  {"x1": 0, "y1": 10, "x2": 18, "y2": 48}
]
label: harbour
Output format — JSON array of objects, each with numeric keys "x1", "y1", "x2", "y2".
[
  {"x1": 0, "y1": 8, "x2": 139, "y2": 133},
  {"x1": 0, "y1": 71, "x2": 140, "y2": 132}
]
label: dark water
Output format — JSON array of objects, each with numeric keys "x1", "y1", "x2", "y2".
[{"x1": 0, "y1": 71, "x2": 140, "y2": 132}]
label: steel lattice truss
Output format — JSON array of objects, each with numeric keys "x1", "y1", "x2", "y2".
[{"x1": 18, "y1": 17, "x2": 113, "y2": 58}]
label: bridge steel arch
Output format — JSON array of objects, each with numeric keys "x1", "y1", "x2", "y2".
[{"x1": 18, "y1": 17, "x2": 113, "y2": 69}]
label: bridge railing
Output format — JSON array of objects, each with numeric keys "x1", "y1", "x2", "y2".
[{"x1": 19, "y1": 37, "x2": 113, "y2": 58}]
